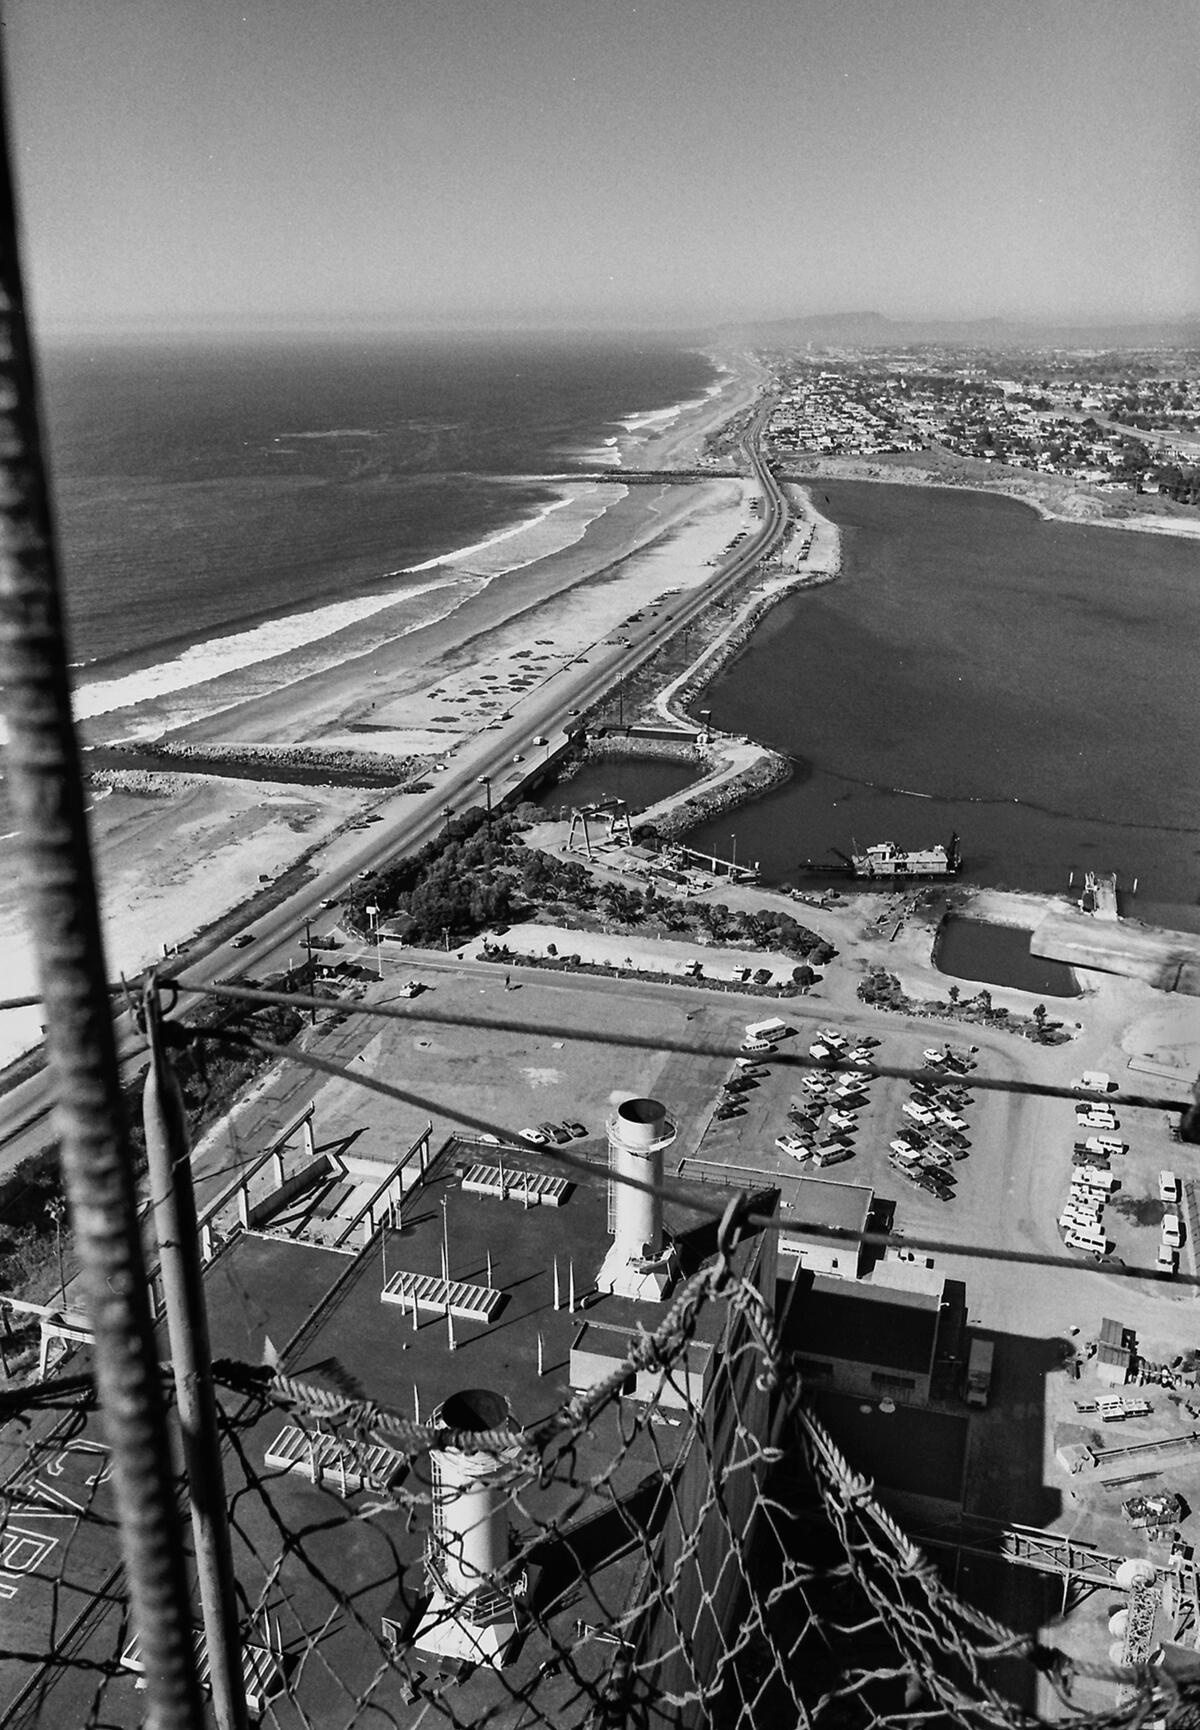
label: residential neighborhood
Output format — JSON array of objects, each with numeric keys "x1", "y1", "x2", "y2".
[{"x1": 763, "y1": 346, "x2": 1200, "y2": 501}]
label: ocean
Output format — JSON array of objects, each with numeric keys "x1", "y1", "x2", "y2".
[
  {"x1": 29, "y1": 333, "x2": 720, "y2": 732},
  {"x1": 685, "y1": 481, "x2": 1200, "y2": 932}
]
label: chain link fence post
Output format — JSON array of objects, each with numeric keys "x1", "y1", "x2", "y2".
[{"x1": 0, "y1": 61, "x2": 205, "y2": 1730}]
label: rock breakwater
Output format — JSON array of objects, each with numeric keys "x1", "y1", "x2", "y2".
[{"x1": 91, "y1": 740, "x2": 429, "y2": 788}]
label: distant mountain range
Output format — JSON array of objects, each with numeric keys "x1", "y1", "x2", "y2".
[{"x1": 722, "y1": 311, "x2": 1200, "y2": 351}]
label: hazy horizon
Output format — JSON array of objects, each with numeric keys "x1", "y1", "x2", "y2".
[{"x1": 4, "y1": 0, "x2": 1198, "y2": 337}]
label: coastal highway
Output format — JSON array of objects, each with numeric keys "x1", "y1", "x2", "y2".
[{"x1": 0, "y1": 406, "x2": 789, "y2": 1167}]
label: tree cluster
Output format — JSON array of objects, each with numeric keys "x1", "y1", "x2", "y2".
[{"x1": 346, "y1": 807, "x2": 522, "y2": 946}]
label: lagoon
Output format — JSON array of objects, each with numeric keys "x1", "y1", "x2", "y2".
[{"x1": 686, "y1": 483, "x2": 1200, "y2": 932}]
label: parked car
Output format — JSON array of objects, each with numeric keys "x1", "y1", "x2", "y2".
[
  {"x1": 562, "y1": 1121, "x2": 587, "y2": 1139},
  {"x1": 538, "y1": 1121, "x2": 571, "y2": 1145},
  {"x1": 903, "y1": 1101, "x2": 936, "y2": 1125},
  {"x1": 775, "y1": 1134, "x2": 809, "y2": 1161},
  {"x1": 927, "y1": 1138, "x2": 969, "y2": 1162},
  {"x1": 521, "y1": 1127, "x2": 549, "y2": 1145},
  {"x1": 1160, "y1": 1170, "x2": 1180, "y2": 1203},
  {"x1": 935, "y1": 1110, "x2": 969, "y2": 1133}
]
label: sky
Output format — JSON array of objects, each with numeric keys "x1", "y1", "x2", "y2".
[{"x1": 3, "y1": 0, "x2": 1198, "y2": 335}]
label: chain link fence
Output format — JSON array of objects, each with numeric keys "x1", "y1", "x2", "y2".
[{"x1": 2, "y1": 1238, "x2": 1197, "y2": 1730}]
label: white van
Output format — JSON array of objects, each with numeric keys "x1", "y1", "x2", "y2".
[
  {"x1": 812, "y1": 1143, "x2": 854, "y2": 1168},
  {"x1": 1085, "y1": 1136, "x2": 1125, "y2": 1157},
  {"x1": 1065, "y1": 1226, "x2": 1106, "y2": 1258},
  {"x1": 1077, "y1": 1112, "x2": 1118, "y2": 1133},
  {"x1": 1075, "y1": 1168, "x2": 1117, "y2": 1193}
]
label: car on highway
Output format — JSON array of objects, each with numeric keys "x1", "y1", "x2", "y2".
[
  {"x1": 231, "y1": 933, "x2": 254, "y2": 948},
  {"x1": 512, "y1": 753, "x2": 525, "y2": 763}
]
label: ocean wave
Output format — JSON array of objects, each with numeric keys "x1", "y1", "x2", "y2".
[
  {"x1": 402, "y1": 481, "x2": 617, "y2": 576},
  {"x1": 0, "y1": 480, "x2": 626, "y2": 749},
  {"x1": 64, "y1": 576, "x2": 459, "y2": 728},
  {"x1": 568, "y1": 436, "x2": 623, "y2": 468},
  {"x1": 275, "y1": 428, "x2": 380, "y2": 439}
]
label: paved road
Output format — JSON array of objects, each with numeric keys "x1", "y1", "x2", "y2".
[{"x1": 0, "y1": 408, "x2": 789, "y2": 1171}]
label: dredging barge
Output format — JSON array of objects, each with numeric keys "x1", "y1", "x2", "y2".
[{"x1": 801, "y1": 833, "x2": 962, "y2": 880}]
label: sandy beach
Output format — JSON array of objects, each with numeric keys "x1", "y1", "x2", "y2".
[{"x1": 0, "y1": 347, "x2": 768, "y2": 1074}]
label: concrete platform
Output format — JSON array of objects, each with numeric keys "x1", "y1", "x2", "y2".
[{"x1": 1032, "y1": 912, "x2": 1200, "y2": 994}]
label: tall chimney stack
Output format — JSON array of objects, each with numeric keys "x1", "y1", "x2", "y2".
[
  {"x1": 597, "y1": 1097, "x2": 677, "y2": 1301},
  {"x1": 413, "y1": 1387, "x2": 526, "y2": 1667}
]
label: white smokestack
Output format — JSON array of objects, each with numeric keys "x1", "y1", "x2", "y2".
[
  {"x1": 597, "y1": 1097, "x2": 677, "y2": 1301},
  {"x1": 413, "y1": 1386, "x2": 526, "y2": 1667}
]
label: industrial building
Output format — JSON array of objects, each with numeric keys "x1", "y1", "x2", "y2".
[{"x1": 1, "y1": 1097, "x2": 782, "y2": 1729}]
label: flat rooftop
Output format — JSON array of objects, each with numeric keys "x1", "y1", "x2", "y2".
[
  {"x1": 793, "y1": 1274, "x2": 941, "y2": 1375},
  {"x1": 1, "y1": 1137, "x2": 774, "y2": 1729},
  {"x1": 779, "y1": 1175, "x2": 874, "y2": 1240}
]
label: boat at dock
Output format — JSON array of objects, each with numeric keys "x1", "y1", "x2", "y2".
[{"x1": 801, "y1": 833, "x2": 962, "y2": 880}]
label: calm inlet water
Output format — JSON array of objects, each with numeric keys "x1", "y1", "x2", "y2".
[
  {"x1": 687, "y1": 483, "x2": 1200, "y2": 931},
  {"x1": 535, "y1": 757, "x2": 699, "y2": 814}
]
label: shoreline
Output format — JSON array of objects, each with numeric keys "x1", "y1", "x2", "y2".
[{"x1": 0, "y1": 347, "x2": 770, "y2": 1073}]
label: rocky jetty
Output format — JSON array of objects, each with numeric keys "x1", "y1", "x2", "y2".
[
  {"x1": 651, "y1": 750, "x2": 793, "y2": 839},
  {"x1": 91, "y1": 740, "x2": 429, "y2": 787}
]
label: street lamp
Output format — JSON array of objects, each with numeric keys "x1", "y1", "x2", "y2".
[
  {"x1": 442, "y1": 804, "x2": 453, "y2": 835},
  {"x1": 478, "y1": 774, "x2": 492, "y2": 831},
  {"x1": 47, "y1": 1196, "x2": 66, "y2": 1308},
  {"x1": 367, "y1": 903, "x2": 382, "y2": 980},
  {"x1": 730, "y1": 833, "x2": 737, "y2": 876}
]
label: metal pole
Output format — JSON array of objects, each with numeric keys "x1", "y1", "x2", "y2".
[
  {"x1": 143, "y1": 985, "x2": 249, "y2": 1730},
  {"x1": 0, "y1": 66, "x2": 204, "y2": 1730}
]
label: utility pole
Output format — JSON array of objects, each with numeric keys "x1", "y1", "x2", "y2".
[
  {"x1": 303, "y1": 919, "x2": 316, "y2": 1025},
  {"x1": 142, "y1": 982, "x2": 249, "y2": 1730},
  {"x1": 478, "y1": 774, "x2": 492, "y2": 832}
]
